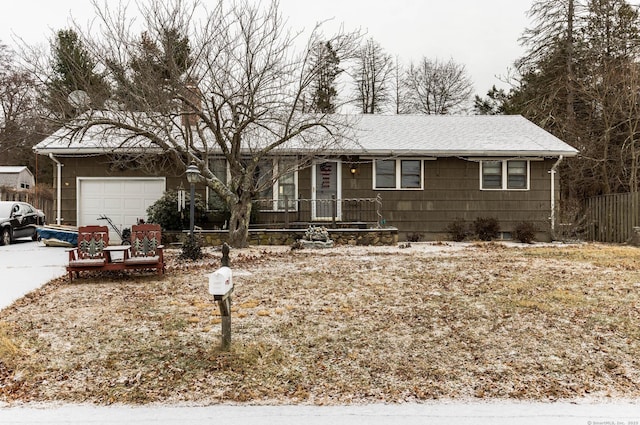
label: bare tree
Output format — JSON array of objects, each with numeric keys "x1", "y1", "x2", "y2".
[
  {"x1": 403, "y1": 57, "x2": 473, "y2": 115},
  {"x1": 391, "y1": 56, "x2": 414, "y2": 114},
  {"x1": 616, "y1": 63, "x2": 640, "y2": 191},
  {"x1": 0, "y1": 42, "x2": 38, "y2": 165},
  {"x1": 34, "y1": 0, "x2": 360, "y2": 247},
  {"x1": 351, "y1": 38, "x2": 393, "y2": 113}
]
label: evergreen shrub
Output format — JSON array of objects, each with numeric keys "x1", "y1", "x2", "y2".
[
  {"x1": 180, "y1": 234, "x2": 203, "y2": 261},
  {"x1": 147, "y1": 191, "x2": 208, "y2": 231}
]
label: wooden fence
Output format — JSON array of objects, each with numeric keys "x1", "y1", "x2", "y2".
[
  {"x1": 585, "y1": 191, "x2": 640, "y2": 243},
  {"x1": 0, "y1": 185, "x2": 54, "y2": 223}
]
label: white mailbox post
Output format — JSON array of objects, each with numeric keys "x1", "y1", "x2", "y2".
[{"x1": 208, "y1": 266, "x2": 233, "y2": 350}]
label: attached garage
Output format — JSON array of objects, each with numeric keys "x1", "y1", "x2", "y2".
[{"x1": 77, "y1": 177, "x2": 166, "y2": 242}]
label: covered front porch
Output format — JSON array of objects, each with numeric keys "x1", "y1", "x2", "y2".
[{"x1": 252, "y1": 195, "x2": 384, "y2": 230}]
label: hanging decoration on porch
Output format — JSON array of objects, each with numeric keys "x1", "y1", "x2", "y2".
[{"x1": 177, "y1": 188, "x2": 186, "y2": 213}]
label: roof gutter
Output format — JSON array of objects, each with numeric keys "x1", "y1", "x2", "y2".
[
  {"x1": 346, "y1": 150, "x2": 579, "y2": 158},
  {"x1": 48, "y1": 153, "x2": 63, "y2": 225},
  {"x1": 36, "y1": 146, "x2": 165, "y2": 156}
]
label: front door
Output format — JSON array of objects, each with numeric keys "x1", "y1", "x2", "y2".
[{"x1": 312, "y1": 160, "x2": 341, "y2": 221}]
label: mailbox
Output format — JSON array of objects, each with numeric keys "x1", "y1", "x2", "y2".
[{"x1": 208, "y1": 266, "x2": 233, "y2": 296}]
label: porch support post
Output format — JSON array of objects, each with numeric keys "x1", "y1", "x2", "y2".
[
  {"x1": 284, "y1": 195, "x2": 290, "y2": 228},
  {"x1": 331, "y1": 195, "x2": 337, "y2": 228}
]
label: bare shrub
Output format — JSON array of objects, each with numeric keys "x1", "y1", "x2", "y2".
[
  {"x1": 514, "y1": 221, "x2": 537, "y2": 244},
  {"x1": 473, "y1": 217, "x2": 500, "y2": 241},
  {"x1": 445, "y1": 218, "x2": 469, "y2": 242}
]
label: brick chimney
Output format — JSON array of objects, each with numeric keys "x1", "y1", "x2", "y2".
[{"x1": 182, "y1": 82, "x2": 202, "y2": 127}]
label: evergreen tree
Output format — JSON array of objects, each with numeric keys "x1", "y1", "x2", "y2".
[
  {"x1": 306, "y1": 41, "x2": 341, "y2": 113},
  {"x1": 512, "y1": 0, "x2": 640, "y2": 198},
  {"x1": 518, "y1": 0, "x2": 580, "y2": 138},
  {"x1": 45, "y1": 29, "x2": 109, "y2": 119},
  {"x1": 111, "y1": 28, "x2": 193, "y2": 112},
  {"x1": 473, "y1": 86, "x2": 511, "y2": 115}
]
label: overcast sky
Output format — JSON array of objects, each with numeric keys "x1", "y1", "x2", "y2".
[{"x1": 0, "y1": 0, "x2": 534, "y2": 97}]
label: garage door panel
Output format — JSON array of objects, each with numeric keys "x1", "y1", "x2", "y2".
[
  {"x1": 104, "y1": 197, "x2": 125, "y2": 205},
  {"x1": 83, "y1": 213, "x2": 105, "y2": 224},
  {"x1": 127, "y1": 181, "x2": 146, "y2": 193},
  {"x1": 82, "y1": 181, "x2": 103, "y2": 191},
  {"x1": 124, "y1": 214, "x2": 143, "y2": 225},
  {"x1": 104, "y1": 184, "x2": 124, "y2": 194},
  {"x1": 123, "y1": 198, "x2": 143, "y2": 209},
  {"x1": 82, "y1": 198, "x2": 105, "y2": 210},
  {"x1": 79, "y1": 178, "x2": 165, "y2": 243}
]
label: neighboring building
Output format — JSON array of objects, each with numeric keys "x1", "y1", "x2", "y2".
[
  {"x1": 0, "y1": 166, "x2": 35, "y2": 191},
  {"x1": 33, "y1": 115, "x2": 578, "y2": 241}
]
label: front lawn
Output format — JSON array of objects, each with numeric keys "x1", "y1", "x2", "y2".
[{"x1": 1, "y1": 242, "x2": 639, "y2": 404}]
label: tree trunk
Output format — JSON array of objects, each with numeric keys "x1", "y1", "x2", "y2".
[
  {"x1": 227, "y1": 195, "x2": 252, "y2": 248},
  {"x1": 601, "y1": 128, "x2": 612, "y2": 194},
  {"x1": 566, "y1": 0, "x2": 575, "y2": 136}
]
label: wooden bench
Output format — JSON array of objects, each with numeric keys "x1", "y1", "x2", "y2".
[
  {"x1": 67, "y1": 225, "x2": 110, "y2": 281},
  {"x1": 124, "y1": 224, "x2": 165, "y2": 275},
  {"x1": 67, "y1": 224, "x2": 165, "y2": 280}
]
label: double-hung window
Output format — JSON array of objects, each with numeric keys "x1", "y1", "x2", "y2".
[
  {"x1": 374, "y1": 159, "x2": 423, "y2": 190},
  {"x1": 481, "y1": 160, "x2": 529, "y2": 190},
  {"x1": 257, "y1": 158, "x2": 298, "y2": 211},
  {"x1": 207, "y1": 158, "x2": 228, "y2": 210}
]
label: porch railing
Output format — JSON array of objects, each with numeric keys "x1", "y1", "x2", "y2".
[{"x1": 253, "y1": 194, "x2": 383, "y2": 228}]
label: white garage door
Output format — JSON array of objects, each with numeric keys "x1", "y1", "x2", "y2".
[{"x1": 78, "y1": 178, "x2": 166, "y2": 243}]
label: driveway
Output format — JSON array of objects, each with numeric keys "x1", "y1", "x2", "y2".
[{"x1": 0, "y1": 239, "x2": 68, "y2": 311}]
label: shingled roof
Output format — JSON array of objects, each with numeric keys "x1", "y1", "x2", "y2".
[
  {"x1": 351, "y1": 115, "x2": 577, "y2": 157},
  {"x1": 0, "y1": 166, "x2": 34, "y2": 189},
  {"x1": 34, "y1": 114, "x2": 578, "y2": 157}
]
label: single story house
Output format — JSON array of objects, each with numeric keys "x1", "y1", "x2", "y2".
[
  {"x1": 0, "y1": 166, "x2": 35, "y2": 191},
  {"x1": 34, "y1": 114, "x2": 578, "y2": 242}
]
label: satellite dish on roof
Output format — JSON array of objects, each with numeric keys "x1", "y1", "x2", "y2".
[{"x1": 67, "y1": 90, "x2": 91, "y2": 108}]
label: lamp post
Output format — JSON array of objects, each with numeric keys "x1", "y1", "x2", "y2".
[{"x1": 185, "y1": 162, "x2": 200, "y2": 236}]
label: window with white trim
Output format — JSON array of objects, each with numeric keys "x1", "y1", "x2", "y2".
[
  {"x1": 480, "y1": 160, "x2": 530, "y2": 190},
  {"x1": 257, "y1": 158, "x2": 298, "y2": 211},
  {"x1": 207, "y1": 158, "x2": 228, "y2": 209},
  {"x1": 374, "y1": 159, "x2": 423, "y2": 190}
]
